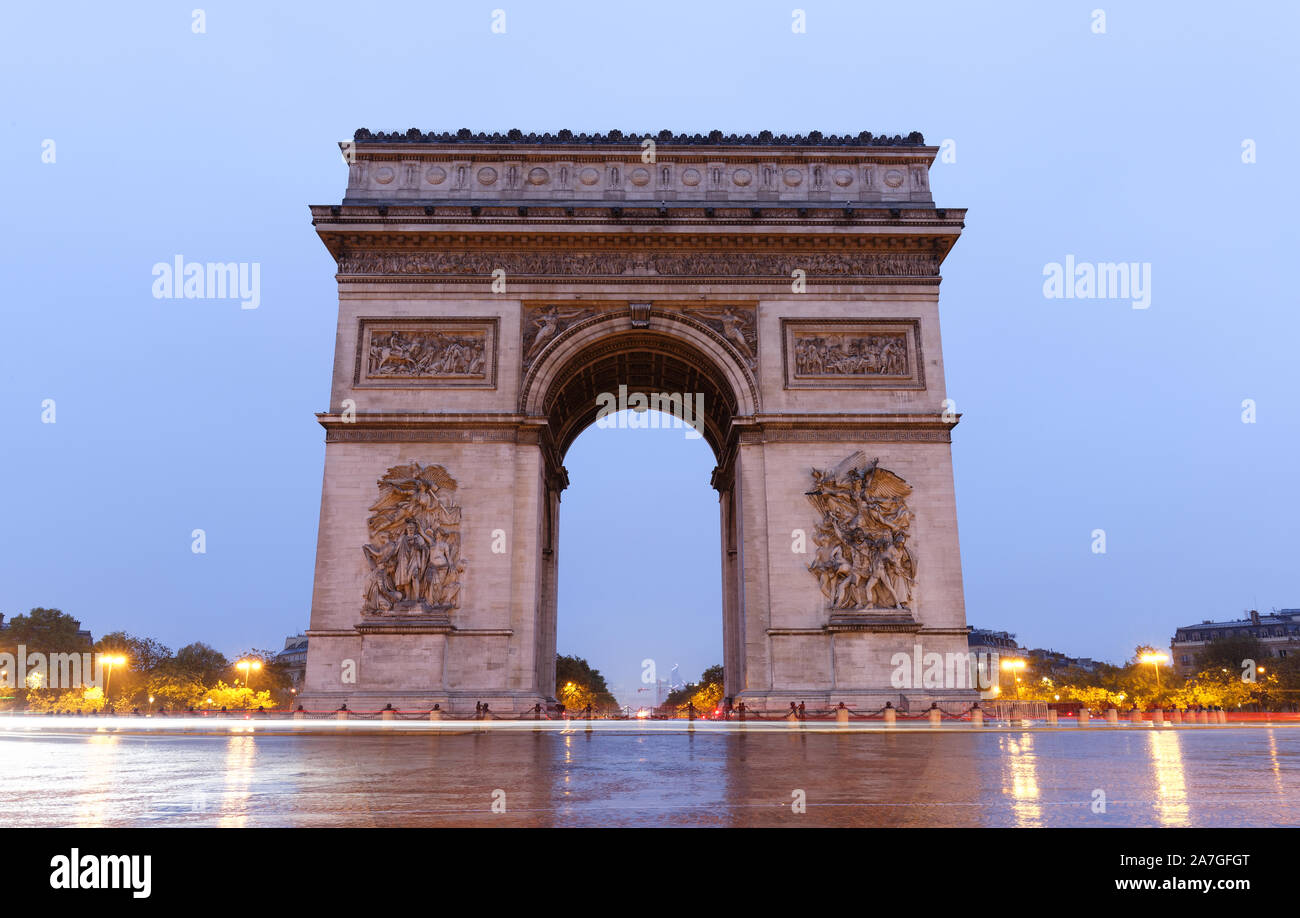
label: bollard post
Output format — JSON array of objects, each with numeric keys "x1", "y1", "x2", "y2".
[
  {"x1": 381, "y1": 708, "x2": 396, "y2": 722},
  {"x1": 883, "y1": 702, "x2": 896, "y2": 727},
  {"x1": 336, "y1": 706, "x2": 349, "y2": 722},
  {"x1": 835, "y1": 703, "x2": 849, "y2": 724},
  {"x1": 1170, "y1": 709, "x2": 1182, "y2": 724},
  {"x1": 1130, "y1": 707, "x2": 1143, "y2": 724},
  {"x1": 293, "y1": 705, "x2": 305, "y2": 721},
  {"x1": 1217, "y1": 707, "x2": 1227, "y2": 724},
  {"x1": 1078, "y1": 708, "x2": 1091, "y2": 726},
  {"x1": 1152, "y1": 708, "x2": 1164, "y2": 726},
  {"x1": 1105, "y1": 707, "x2": 1118, "y2": 725},
  {"x1": 1196, "y1": 708, "x2": 1207, "y2": 725},
  {"x1": 1047, "y1": 708, "x2": 1058, "y2": 726},
  {"x1": 928, "y1": 703, "x2": 942, "y2": 727},
  {"x1": 429, "y1": 704, "x2": 442, "y2": 722},
  {"x1": 971, "y1": 704, "x2": 984, "y2": 728}
]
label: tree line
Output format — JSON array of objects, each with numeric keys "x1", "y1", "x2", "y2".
[
  {"x1": 1001, "y1": 637, "x2": 1300, "y2": 711},
  {"x1": 0, "y1": 608, "x2": 292, "y2": 712}
]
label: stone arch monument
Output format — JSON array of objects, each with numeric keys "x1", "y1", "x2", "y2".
[{"x1": 299, "y1": 129, "x2": 973, "y2": 714}]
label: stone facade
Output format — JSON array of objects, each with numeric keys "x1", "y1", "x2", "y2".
[
  {"x1": 1170, "y1": 610, "x2": 1300, "y2": 678},
  {"x1": 299, "y1": 129, "x2": 973, "y2": 714}
]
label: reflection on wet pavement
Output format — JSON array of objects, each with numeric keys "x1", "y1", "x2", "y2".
[{"x1": 0, "y1": 728, "x2": 1295, "y2": 827}]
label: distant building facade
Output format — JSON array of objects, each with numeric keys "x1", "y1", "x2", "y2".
[
  {"x1": 967, "y1": 628, "x2": 1023, "y2": 657},
  {"x1": 276, "y1": 634, "x2": 308, "y2": 688},
  {"x1": 1026, "y1": 648, "x2": 1102, "y2": 675},
  {"x1": 968, "y1": 627, "x2": 1102, "y2": 676},
  {"x1": 1170, "y1": 610, "x2": 1300, "y2": 678}
]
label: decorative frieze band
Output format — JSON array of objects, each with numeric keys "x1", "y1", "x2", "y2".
[
  {"x1": 336, "y1": 250, "x2": 940, "y2": 279},
  {"x1": 343, "y1": 131, "x2": 934, "y2": 206}
]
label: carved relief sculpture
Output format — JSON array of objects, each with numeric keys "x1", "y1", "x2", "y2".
[
  {"x1": 782, "y1": 319, "x2": 923, "y2": 390},
  {"x1": 682, "y1": 305, "x2": 758, "y2": 370},
  {"x1": 337, "y1": 251, "x2": 940, "y2": 279},
  {"x1": 521, "y1": 305, "x2": 596, "y2": 368},
  {"x1": 361, "y1": 463, "x2": 465, "y2": 619},
  {"x1": 793, "y1": 332, "x2": 907, "y2": 377},
  {"x1": 355, "y1": 319, "x2": 498, "y2": 388},
  {"x1": 806, "y1": 452, "x2": 916, "y2": 613},
  {"x1": 367, "y1": 329, "x2": 487, "y2": 378}
]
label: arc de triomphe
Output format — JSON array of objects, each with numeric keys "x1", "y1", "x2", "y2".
[{"x1": 299, "y1": 129, "x2": 972, "y2": 715}]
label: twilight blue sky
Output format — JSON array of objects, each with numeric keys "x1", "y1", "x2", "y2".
[{"x1": 1, "y1": 2, "x2": 1295, "y2": 704}]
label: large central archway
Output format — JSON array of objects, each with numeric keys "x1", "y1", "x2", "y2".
[{"x1": 522, "y1": 310, "x2": 758, "y2": 702}]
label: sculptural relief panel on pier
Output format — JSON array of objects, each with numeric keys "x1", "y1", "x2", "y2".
[
  {"x1": 360, "y1": 463, "x2": 465, "y2": 622},
  {"x1": 354, "y1": 317, "x2": 498, "y2": 388},
  {"x1": 806, "y1": 452, "x2": 917, "y2": 615},
  {"x1": 781, "y1": 318, "x2": 924, "y2": 389}
]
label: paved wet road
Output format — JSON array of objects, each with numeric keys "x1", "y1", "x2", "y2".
[{"x1": 1, "y1": 726, "x2": 1295, "y2": 826}]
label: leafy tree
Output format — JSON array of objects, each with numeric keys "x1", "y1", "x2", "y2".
[
  {"x1": 233, "y1": 647, "x2": 294, "y2": 705},
  {"x1": 1262, "y1": 653, "x2": 1300, "y2": 711},
  {"x1": 554, "y1": 654, "x2": 618, "y2": 712},
  {"x1": 142, "y1": 642, "x2": 227, "y2": 709},
  {"x1": 1170, "y1": 669, "x2": 1255, "y2": 711},
  {"x1": 2, "y1": 608, "x2": 90, "y2": 655},
  {"x1": 92, "y1": 632, "x2": 174, "y2": 705},
  {"x1": 197, "y1": 681, "x2": 277, "y2": 711},
  {"x1": 662, "y1": 664, "x2": 724, "y2": 714},
  {"x1": 26, "y1": 686, "x2": 132, "y2": 714},
  {"x1": 170, "y1": 643, "x2": 229, "y2": 686},
  {"x1": 685, "y1": 682, "x2": 723, "y2": 715},
  {"x1": 1195, "y1": 635, "x2": 1267, "y2": 674},
  {"x1": 146, "y1": 669, "x2": 207, "y2": 709},
  {"x1": 558, "y1": 680, "x2": 596, "y2": 714},
  {"x1": 1063, "y1": 684, "x2": 1128, "y2": 711},
  {"x1": 94, "y1": 633, "x2": 172, "y2": 672}
]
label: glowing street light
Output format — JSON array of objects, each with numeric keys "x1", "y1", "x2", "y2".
[
  {"x1": 999, "y1": 658, "x2": 1026, "y2": 697},
  {"x1": 103, "y1": 654, "x2": 127, "y2": 698},
  {"x1": 1139, "y1": 652, "x2": 1168, "y2": 688},
  {"x1": 235, "y1": 659, "x2": 263, "y2": 690}
]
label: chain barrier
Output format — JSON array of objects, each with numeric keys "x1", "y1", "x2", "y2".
[{"x1": 16, "y1": 701, "x2": 994, "y2": 721}]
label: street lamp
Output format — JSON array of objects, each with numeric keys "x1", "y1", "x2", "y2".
[
  {"x1": 235, "y1": 659, "x2": 263, "y2": 691},
  {"x1": 1139, "y1": 652, "x2": 1168, "y2": 688},
  {"x1": 1000, "y1": 658, "x2": 1026, "y2": 697},
  {"x1": 103, "y1": 654, "x2": 127, "y2": 699}
]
